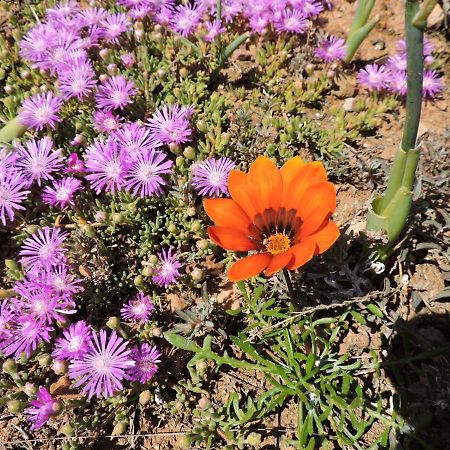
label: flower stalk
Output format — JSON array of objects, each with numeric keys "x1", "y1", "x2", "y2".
[
  {"x1": 344, "y1": 0, "x2": 378, "y2": 63},
  {"x1": 366, "y1": 0, "x2": 437, "y2": 259}
]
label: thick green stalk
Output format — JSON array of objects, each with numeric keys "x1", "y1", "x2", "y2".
[
  {"x1": 402, "y1": 0, "x2": 424, "y2": 150},
  {"x1": 216, "y1": 0, "x2": 222, "y2": 22},
  {"x1": 366, "y1": 0, "x2": 425, "y2": 257}
]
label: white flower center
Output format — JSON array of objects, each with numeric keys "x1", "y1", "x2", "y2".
[
  {"x1": 56, "y1": 187, "x2": 71, "y2": 202},
  {"x1": 93, "y1": 356, "x2": 112, "y2": 373},
  {"x1": 137, "y1": 163, "x2": 156, "y2": 180},
  {"x1": 68, "y1": 336, "x2": 83, "y2": 352},
  {"x1": 105, "y1": 161, "x2": 122, "y2": 179},
  {"x1": 132, "y1": 302, "x2": 146, "y2": 315}
]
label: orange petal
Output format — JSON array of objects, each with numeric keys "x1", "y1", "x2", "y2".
[
  {"x1": 282, "y1": 162, "x2": 328, "y2": 211},
  {"x1": 248, "y1": 156, "x2": 283, "y2": 213},
  {"x1": 299, "y1": 206, "x2": 332, "y2": 238},
  {"x1": 203, "y1": 198, "x2": 251, "y2": 231},
  {"x1": 295, "y1": 181, "x2": 337, "y2": 223},
  {"x1": 228, "y1": 170, "x2": 260, "y2": 220},
  {"x1": 264, "y1": 250, "x2": 294, "y2": 276},
  {"x1": 228, "y1": 253, "x2": 271, "y2": 281},
  {"x1": 308, "y1": 220, "x2": 340, "y2": 254},
  {"x1": 286, "y1": 239, "x2": 316, "y2": 270},
  {"x1": 208, "y1": 226, "x2": 258, "y2": 251},
  {"x1": 281, "y1": 156, "x2": 305, "y2": 188}
]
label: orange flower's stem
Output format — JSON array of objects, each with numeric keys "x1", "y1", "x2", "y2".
[{"x1": 283, "y1": 269, "x2": 300, "y2": 309}]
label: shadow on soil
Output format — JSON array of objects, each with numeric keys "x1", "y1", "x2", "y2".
[{"x1": 384, "y1": 313, "x2": 450, "y2": 450}]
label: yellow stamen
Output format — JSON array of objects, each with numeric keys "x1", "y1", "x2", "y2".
[{"x1": 265, "y1": 233, "x2": 290, "y2": 255}]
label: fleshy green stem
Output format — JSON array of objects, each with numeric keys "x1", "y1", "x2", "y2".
[
  {"x1": 366, "y1": 0, "x2": 424, "y2": 258},
  {"x1": 412, "y1": 0, "x2": 439, "y2": 28}
]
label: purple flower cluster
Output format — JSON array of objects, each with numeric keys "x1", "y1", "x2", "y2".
[
  {"x1": 84, "y1": 121, "x2": 173, "y2": 197},
  {"x1": 357, "y1": 38, "x2": 443, "y2": 98},
  {"x1": 0, "y1": 226, "x2": 81, "y2": 361},
  {"x1": 0, "y1": 137, "x2": 85, "y2": 226},
  {"x1": 315, "y1": 35, "x2": 346, "y2": 62}
]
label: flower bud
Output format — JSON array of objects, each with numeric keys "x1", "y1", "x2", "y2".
[
  {"x1": 20, "y1": 70, "x2": 31, "y2": 79},
  {"x1": 190, "y1": 268, "x2": 204, "y2": 282},
  {"x1": 195, "y1": 359, "x2": 208, "y2": 377},
  {"x1": 179, "y1": 67, "x2": 189, "y2": 78},
  {"x1": 305, "y1": 63, "x2": 315, "y2": 75},
  {"x1": 134, "y1": 275, "x2": 145, "y2": 287},
  {"x1": 176, "y1": 156, "x2": 184, "y2": 167},
  {"x1": 99, "y1": 48, "x2": 109, "y2": 60},
  {"x1": 52, "y1": 359, "x2": 68, "y2": 375},
  {"x1": 60, "y1": 422, "x2": 74, "y2": 436},
  {"x1": 190, "y1": 221, "x2": 201, "y2": 232},
  {"x1": 152, "y1": 327, "x2": 162, "y2": 337},
  {"x1": 106, "y1": 316, "x2": 121, "y2": 331},
  {"x1": 149, "y1": 255, "x2": 158, "y2": 265},
  {"x1": 169, "y1": 142, "x2": 181, "y2": 155},
  {"x1": 156, "y1": 68, "x2": 166, "y2": 79},
  {"x1": 3, "y1": 359, "x2": 17, "y2": 375},
  {"x1": 107, "y1": 63, "x2": 117, "y2": 75},
  {"x1": 139, "y1": 390, "x2": 152, "y2": 405},
  {"x1": 4, "y1": 85, "x2": 12, "y2": 94},
  {"x1": 37, "y1": 354, "x2": 53, "y2": 367},
  {"x1": 134, "y1": 29, "x2": 144, "y2": 41},
  {"x1": 99, "y1": 74, "x2": 108, "y2": 82},
  {"x1": 197, "y1": 396, "x2": 210, "y2": 410},
  {"x1": 196, "y1": 239, "x2": 209, "y2": 251},
  {"x1": 7, "y1": 400, "x2": 25, "y2": 413},
  {"x1": 142, "y1": 266, "x2": 154, "y2": 277},
  {"x1": 183, "y1": 146, "x2": 195, "y2": 160},
  {"x1": 111, "y1": 212, "x2": 125, "y2": 224},
  {"x1": 112, "y1": 421, "x2": 127, "y2": 436},
  {"x1": 167, "y1": 223, "x2": 177, "y2": 234},
  {"x1": 196, "y1": 119, "x2": 207, "y2": 132},
  {"x1": 246, "y1": 432, "x2": 262, "y2": 447},
  {"x1": 23, "y1": 382, "x2": 38, "y2": 397}
]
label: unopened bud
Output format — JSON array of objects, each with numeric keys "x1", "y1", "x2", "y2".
[
  {"x1": 37, "y1": 354, "x2": 53, "y2": 367},
  {"x1": 52, "y1": 359, "x2": 68, "y2": 375},
  {"x1": 3, "y1": 359, "x2": 17, "y2": 374},
  {"x1": 134, "y1": 275, "x2": 145, "y2": 287},
  {"x1": 7, "y1": 400, "x2": 25, "y2": 413},
  {"x1": 190, "y1": 221, "x2": 201, "y2": 232},
  {"x1": 305, "y1": 63, "x2": 315, "y2": 75},
  {"x1": 99, "y1": 48, "x2": 109, "y2": 60},
  {"x1": 112, "y1": 421, "x2": 127, "y2": 436},
  {"x1": 196, "y1": 239, "x2": 209, "y2": 251},
  {"x1": 139, "y1": 390, "x2": 152, "y2": 405},
  {"x1": 169, "y1": 142, "x2": 181, "y2": 155},
  {"x1": 190, "y1": 268, "x2": 204, "y2": 282},
  {"x1": 106, "y1": 316, "x2": 121, "y2": 331},
  {"x1": 23, "y1": 382, "x2": 38, "y2": 397},
  {"x1": 183, "y1": 146, "x2": 195, "y2": 160}
]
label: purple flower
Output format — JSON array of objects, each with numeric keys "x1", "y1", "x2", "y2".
[
  {"x1": 124, "y1": 148, "x2": 173, "y2": 197},
  {"x1": 128, "y1": 343, "x2": 161, "y2": 383},
  {"x1": 0, "y1": 315, "x2": 53, "y2": 360},
  {"x1": 0, "y1": 300, "x2": 15, "y2": 341},
  {"x1": 387, "y1": 70, "x2": 407, "y2": 96},
  {"x1": 275, "y1": 9, "x2": 308, "y2": 34},
  {"x1": 85, "y1": 139, "x2": 128, "y2": 194},
  {"x1": 191, "y1": 157, "x2": 236, "y2": 197},
  {"x1": 120, "y1": 52, "x2": 135, "y2": 68},
  {"x1": 422, "y1": 70, "x2": 443, "y2": 98},
  {"x1": 58, "y1": 63, "x2": 96, "y2": 100},
  {"x1": 19, "y1": 226, "x2": 67, "y2": 272},
  {"x1": 357, "y1": 64, "x2": 390, "y2": 91},
  {"x1": 314, "y1": 35, "x2": 346, "y2": 62},
  {"x1": 42, "y1": 265, "x2": 84, "y2": 297},
  {"x1": 170, "y1": 4, "x2": 202, "y2": 37},
  {"x1": 92, "y1": 110, "x2": 122, "y2": 133},
  {"x1": 76, "y1": 7, "x2": 107, "y2": 26},
  {"x1": 385, "y1": 54, "x2": 407, "y2": 73},
  {"x1": 16, "y1": 286, "x2": 75, "y2": 324},
  {"x1": 53, "y1": 320, "x2": 92, "y2": 360},
  {"x1": 65, "y1": 152, "x2": 85, "y2": 174},
  {"x1": 99, "y1": 13, "x2": 130, "y2": 44},
  {"x1": 95, "y1": 75, "x2": 137, "y2": 111},
  {"x1": 152, "y1": 247, "x2": 182, "y2": 288},
  {"x1": 120, "y1": 292, "x2": 155, "y2": 323},
  {"x1": 0, "y1": 170, "x2": 30, "y2": 225},
  {"x1": 147, "y1": 104, "x2": 193, "y2": 146},
  {"x1": 68, "y1": 329, "x2": 135, "y2": 399},
  {"x1": 15, "y1": 137, "x2": 63, "y2": 187},
  {"x1": 302, "y1": 0, "x2": 324, "y2": 17},
  {"x1": 42, "y1": 177, "x2": 82, "y2": 209},
  {"x1": 203, "y1": 20, "x2": 226, "y2": 42},
  {"x1": 249, "y1": 15, "x2": 270, "y2": 34},
  {"x1": 113, "y1": 122, "x2": 161, "y2": 161},
  {"x1": 19, "y1": 92, "x2": 63, "y2": 131},
  {"x1": 20, "y1": 24, "x2": 58, "y2": 65},
  {"x1": 25, "y1": 387, "x2": 61, "y2": 430}
]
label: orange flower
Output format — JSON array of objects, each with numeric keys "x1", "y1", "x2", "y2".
[{"x1": 203, "y1": 156, "x2": 339, "y2": 282}]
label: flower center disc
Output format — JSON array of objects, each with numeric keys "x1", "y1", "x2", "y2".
[{"x1": 265, "y1": 233, "x2": 290, "y2": 255}]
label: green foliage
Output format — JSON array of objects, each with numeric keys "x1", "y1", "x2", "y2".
[{"x1": 165, "y1": 283, "x2": 403, "y2": 449}]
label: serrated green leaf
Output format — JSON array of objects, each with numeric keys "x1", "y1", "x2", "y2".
[
  {"x1": 350, "y1": 310, "x2": 366, "y2": 325},
  {"x1": 164, "y1": 332, "x2": 202, "y2": 352}
]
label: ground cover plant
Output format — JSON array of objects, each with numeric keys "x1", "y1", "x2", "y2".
[{"x1": 0, "y1": 0, "x2": 449, "y2": 449}]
